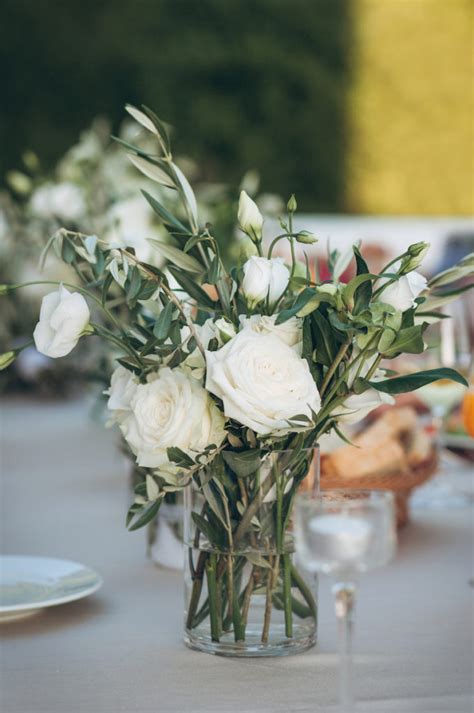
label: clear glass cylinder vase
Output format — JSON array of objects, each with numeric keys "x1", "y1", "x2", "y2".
[{"x1": 183, "y1": 447, "x2": 319, "y2": 657}]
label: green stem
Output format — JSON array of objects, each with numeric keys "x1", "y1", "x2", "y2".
[
  {"x1": 290, "y1": 563, "x2": 317, "y2": 620},
  {"x1": 186, "y1": 550, "x2": 208, "y2": 629},
  {"x1": 320, "y1": 341, "x2": 350, "y2": 397},
  {"x1": 261, "y1": 556, "x2": 276, "y2": 643},
  {"x1": 206, "y1": 553, "x2": 220, "y2": 642},
  {"x1": 282, "y1": 553, "x2": 293, "y2": 637},
  {"x1": 232, "y1": 473, "x2": 274, "y2": 547},
  {"x1": 227, "y1": 555, "x2": 245, "y2": 641}
]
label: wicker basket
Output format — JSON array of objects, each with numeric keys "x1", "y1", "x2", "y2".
[{"x1": 320, "y1": 450, "x2": 439, "y2": 528}]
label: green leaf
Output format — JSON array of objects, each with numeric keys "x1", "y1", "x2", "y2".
[
  {"x1": 128, "y1": 154, "x2": 176, "y2": 188},
  {"x1": 128, "y1": 498, "x2": 163, "y2": 531},
  {"x1": 125, "y1": 104, "x2": 160, "y2": 136},
  {"x1": 202, "y1": 482, "x2": 227, "y2": 528},
  {"x1": 353, "y1": 246, "x2": 373, "y2": 313},
  {"x1": 126, "y1": 267, "x2": 142, "y2": 301},
  {"x1": 167, "y1": 266, "x2": 216, "y2": 310},
  {"x1": 428, "y1": 252, "x2": 474, "y2": 288},
  {"x1": 310, "y1": 310, "x2": 338, "y2": 366},
  {"x1": 140, "y1": 105, "x2": 172, "y2": 153},
  {"x1": 206, "y1": 255, "x2": 220, "y2": 285},
  {"x1": 153, "y1": 301, "x2": 174, "y2": 340},
  {"x1": 61, "y1": 237, "x2": 76, "y2": 264},
  {"x1": 172, "y1": 162, "x2": 198, "y2": 226},
  {"x1": 167, "y1": 447, "x2": 195, "y2": 467},
  {"x1": 222, "y1": 449, "x2": 262, "y2": 478},
  {"x1": 148, "y1": 239, "x2": 204, "y2": 273},
  {"x1": 382, "y1": 324, "x2": 426, "y2": 357},
  {"x1": 141, "y1": 190, "x2": 189, "y2": 234},
  {"x1": 342, "y1": 273, "x2": 377, "y2": 309},
  {"x1": 246, "y1": 552, "x2": 272, "y2": 569},
  {"x1": 367, "y1": 368, "x2": 468, "y2": 394},
  {"x1": 275, "y1": 288, "x2": 318, "y2": 324},
  {"x1": 419, "y1": 282, "x2": 474, "y2": 312},
  {"x1": 191, "y1": 512, "x2": 226, "y2": 547}
]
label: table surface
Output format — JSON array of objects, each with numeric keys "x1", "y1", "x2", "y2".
[{"x1": 1, "y1": 396, "x2": 473, "y2": 713}]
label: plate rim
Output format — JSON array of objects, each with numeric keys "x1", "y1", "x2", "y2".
[{"x1": 0, "y1": 554, "x2": 103, "y2": 613}]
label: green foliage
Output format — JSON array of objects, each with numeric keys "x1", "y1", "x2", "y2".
[{"x1": 1, "y1": 0, "x2": 351, "y2": 210}]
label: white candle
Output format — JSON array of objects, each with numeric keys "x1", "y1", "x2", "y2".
[{"x1": 309, "y1": 514, "x2": 373, "y2": 562}]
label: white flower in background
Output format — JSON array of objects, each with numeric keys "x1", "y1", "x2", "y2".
[
  {"x1": 205, "y1": 330, "x2": 320, "y2": 435},
  {"x1": 120, "y1": 367, "x2": 226, "y2": 468},
  {"x1": 241, "y1": 256, "x2": 289, "y2": 307},
  {"x1": 239, "y1": 314, "x2": 303, "y2": 355},
  {"x1": 335, "y1": 389, "x2": 394, "y2": 425},
  {"x1": 377, "y1": 263, "x2": 427, "y2": 312},
  {"x1": 33, "y1": 286, "x2": 90, "y2": 358},
  {"x1": 106, "y1": 366, "x2": 138, "y2": 422},
  {"x1": 30, "y1": 182, "x2": 86, "y2": 222},
  {"x1": 238, "y1": 190, "x2": 264, "y2": 242},
  {"x1": 106, "y1": 195, "x2": 156, "y2": 263}
]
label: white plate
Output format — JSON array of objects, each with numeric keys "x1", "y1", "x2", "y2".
[{"x1": 0, "y1": 555, "x2": 103, "y2": 622}]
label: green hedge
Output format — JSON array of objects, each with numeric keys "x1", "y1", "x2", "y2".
[{"x1": 1, "y1": 0, "x2": 350, "y2": 210}]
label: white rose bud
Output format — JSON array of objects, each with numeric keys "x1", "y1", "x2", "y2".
[
  {"x1": 205, "y1": 330, "x2": 320, "y2": 435},
  {"x1": 239, "y1": 314, "x2": 303, "y2": 354},
  {"x1": 106, "y1": 366, "x2": 138, "y2": 423},
  {"x1": 33, "y1": 286, "x2": 90, "y2": 358},
  {"x1": 120, "y1": 368, "x2": 226, "y2": 468},
  {"x1": 377, "y1": 267, "x2": 427, "y2": 312},
  {"x1": 241, "y1": 256, "x2": 289, "y2": 307},
  {"x1": 238, "y1": 190, "x2": 264, "y2": 243}
]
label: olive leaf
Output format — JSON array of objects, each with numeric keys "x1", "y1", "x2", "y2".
[
  {"x1": 367, "y1": 368, "x2": 467, "y2": 394},
  {"x1": 222, "y1": 449, "x2": 262, "y2": 478},
  {"x1": 148, "y1": 239, "x2": 204, "y2": 274},
  {"x1": 128, "y1": 154, "x2": 176, "y2": 188}
]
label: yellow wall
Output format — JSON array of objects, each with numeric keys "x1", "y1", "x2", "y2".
[{"x1": 346, "y1": 0, "x2": 473, "y2": 215}]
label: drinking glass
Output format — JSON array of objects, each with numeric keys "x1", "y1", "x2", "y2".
[{"x1": 294, "y1": 490, "x2": 397, "y2": 712}]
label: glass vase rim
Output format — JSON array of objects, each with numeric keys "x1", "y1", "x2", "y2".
[{"x1": 296, "y1": 488, "x2": 395, "y2": 508}]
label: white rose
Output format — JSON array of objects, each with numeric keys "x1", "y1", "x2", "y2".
[
  {"x1": 33, "y1": 286, "x2": 90, "y2": 358},
  {"x1": 30, "y1": 182, "x2": 86, "y2": 222},
  {"x1": 106, "y1": 366, "x2": 138, "y2": 422},
  {"x1": 120, "y1": 367, "x2": 226, "y2": 468},
  {"x1": 239, "y1": 314, "x2": 303, "y2": 355},
  {"x1": 335, "y1": 389, "x2": 394, "y2": 425},
  {"x1": 241, "y1": 256, "x2": 289, "y2": 307},
  {"x1": 205, "y1": 330, "x2": 320, "y2": 436},
  {"x1": 377, "y1": 264, "x2": 427, "y2": 312},
  {"x1": 238, "y1": 190, "x2": 263, "y2": 242}
]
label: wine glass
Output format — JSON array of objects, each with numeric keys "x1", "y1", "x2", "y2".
[{"x1": 294, "y1": 490, "x2": 397, "y2": 712}]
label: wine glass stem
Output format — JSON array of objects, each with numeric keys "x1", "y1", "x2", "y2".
[{"x1": 332, "y1": 581, "x2": 356, "y2": 712}]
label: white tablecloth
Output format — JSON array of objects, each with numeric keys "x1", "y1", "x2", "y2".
[{"x1": 1, "y1": 397, "x2": 473, "y2": 713}]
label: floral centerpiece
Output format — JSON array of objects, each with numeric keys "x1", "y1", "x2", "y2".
[{"x1": 2, "y1": 105, "x2": 471, "y2": 656}]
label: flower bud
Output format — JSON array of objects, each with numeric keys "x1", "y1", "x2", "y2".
[
  {"x1": 295, "y1": 231, "x2": 318, "y2": 245},
  {"x1": 0, "y1": 351, "x2": 16, "y2": 370},
  {"x1": 399, "y1": 242, "x2": 430, "y2": 274},
  {"x1": 241, "y1": 257, "x2": 289, "y2": 307},
  {"x1": 238, "y1": 191, "x2": 264, "y2": 243},
  {"x1": 287, "y1": 194, "x2": 297, "y2": 213}
]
